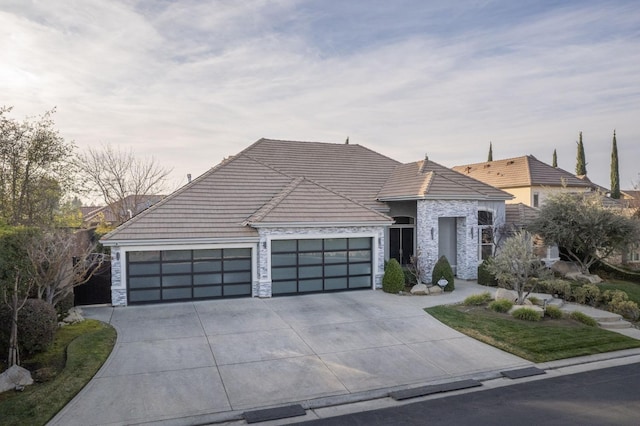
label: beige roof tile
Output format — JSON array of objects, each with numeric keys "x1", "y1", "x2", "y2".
[
  {"x1": 242, "y1": 138, "x2": 400, "y2": 210},
  {"x1": 378, "y1": 159, "x2": 513, "y2": 201},
  {"x1": 246, "y1": 177, "x2": 392, "y2": 225},
  {"x1": 505, "y1": 203, "x2": 539, "y2": 228},
  {"x1": 452, "y1": 155, "x2": 597, "y2": 189}
]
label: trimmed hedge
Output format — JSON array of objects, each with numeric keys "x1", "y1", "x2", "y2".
[
  {"x1": 382, "y1": 258, "x2": 405, "y2": 294},
  {"x1": 432, "y1": 255, "x2": 454, "y2": 292}
]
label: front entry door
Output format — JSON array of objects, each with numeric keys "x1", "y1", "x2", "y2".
[
  {"x1": 390, "y1": 227, "x2": 414, "y2": 265},
  {"x1": 438, "y1": 217, "x2": 457, "y2": 274}
]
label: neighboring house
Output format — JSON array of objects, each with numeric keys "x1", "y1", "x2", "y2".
[
  {"x1": 101, "y1": 139, "x2": 512, "y2": 306},
  {"x1": 452, "y1": 155, "x2": 599, "y2": 208},
  {"x1": 82, "y1": 195, "x2": 165, "y2": 228}
]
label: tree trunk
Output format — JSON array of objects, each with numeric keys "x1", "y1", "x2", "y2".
[{"x1": 8, "y1": 281, "x2": 20, "y2": 367}]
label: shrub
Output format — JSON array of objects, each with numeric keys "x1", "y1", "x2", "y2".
[
  {"x1": 528, "y1": 296, "x2": 541, "y2": 305},
  {"x1": 463, "y1": 292, "x2": 492, "y2": 306},
  {"x1": 610, "y1": 300, "x2": 640, "y2": 321},
  {"x1": 570, "y1": 311, "x2": 598, "y2": 327},
  {"x1": 477, "y1": 260, "x2": 498, "y2": 286},
  {"x1": 544, "y1": 305, "x2": 563, "y2": 319},
  {"x1": 539, "y1": 279, "x2": 572, "y2": 300},
  {"x1": 432, "y1": 255, "x2": 454, "y2": 292},
  {"x1": 0, "y1": 299, "x2": 58, "y2": 357},
  {"x1": 571, "y1": 284, "x2": 601, "y2": 306},
  {"x1": 489, "y1": 299, "x2": 513, "y2": 313},
  {"x1": 600, "y1": 289, "x2": 640, "y2": 320},
  {"x1": 512, "y1": 307, "x2": 542, "y2": 321},
  {"x1": 56, "y1": 291, "x2": 75, "y2": 318},
  {"x1": 382, "y1": 258, "x2": 405, "y2": 294}
]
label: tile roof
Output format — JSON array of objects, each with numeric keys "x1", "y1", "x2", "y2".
[
  {"x1": 505, "y1": 203, "x2": 539, "y2": 228},
  {"x1": 102, "y1": 140, "x2": 396, "y2": 242},
  {"x1": 241, "y1": 138, "x2": 400, "y2": 211},
  {"x1": 377, "y1": 158, "x2": 513, "y2": 201},
  {"x1": 452, "y1": 155, "x2": 596, "y2": 189},
  {"x1": 102, "y1": 139, "x2": 514, "y2": 243},
  {"x1": 245, "y1": 177, "x2": 392, "y2": 226},
  {"x1": 83, "y1": 195, "x2": 165, "y2": 225}
]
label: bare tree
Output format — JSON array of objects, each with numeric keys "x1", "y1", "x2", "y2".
[
  {"x1": 76, "y1": 143, "x2": 172, "y2": 225},
  {"x1": 27, "y1": 229, "x2": 105, "y2": 307}
]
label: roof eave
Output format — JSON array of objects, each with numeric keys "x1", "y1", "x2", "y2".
[
  {"x1": 248, "y1": 220, "x2": 393, "y2": 228},
  {"x1": 379, "y1": 194, "x2": 513, "y2": 202},
  {"x1": 100, "y1": 236, "x2": 260, "y2": 247}
]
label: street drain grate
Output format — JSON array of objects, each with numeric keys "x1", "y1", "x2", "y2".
[
  {"x1": 501, "y1": 367, "x2": 546, "y2": 379},
  {"x1": 389, "y1": 379, "x2": 482, "y2": 401},
  {"x1": 243, "y1": 404, "x2": 306, "y2": 423}
]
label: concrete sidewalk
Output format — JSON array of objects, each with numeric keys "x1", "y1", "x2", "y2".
[{"x1": 50, "y1": 281, "x2": 531, "y2": 426}]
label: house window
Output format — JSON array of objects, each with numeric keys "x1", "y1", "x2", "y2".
[
  {"x1": 628, "y1": 244, "x2": 640, "y2": 263},
  {"x1": 533, "y1": 193, "x2": 539, "y2": 208},
  {"x1": 478, "y1": 210, "x2": 494, "y2": 261}
]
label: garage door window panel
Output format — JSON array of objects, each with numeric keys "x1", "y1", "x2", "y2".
[{"x1": 127, "y1": 248, "x2": 251, "y2": 303}]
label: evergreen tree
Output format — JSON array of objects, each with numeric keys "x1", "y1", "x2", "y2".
[
  {"x1": 576, "y1": 131, "x2": 587, "y2": 175},
  {"x1": 552, "y1": 149, "x2": 557, "y2": 167},
  {"x1": 610, "y1": 130, "x2": 620, "y2": 199},
  {"x1": 488, "y1": 142, "x2": 493, "y2": 162}
]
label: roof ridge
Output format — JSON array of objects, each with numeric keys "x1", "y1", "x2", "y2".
[
  {"x1": 524, "y1": 155, "x2": 533, "y2": 186},
  {"x1": 244, "y1": 177, "x2": 304, "y2": 224}
]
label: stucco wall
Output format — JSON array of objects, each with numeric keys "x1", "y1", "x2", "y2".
[{"x1": 257, "y1": 226, "x2": 386, "y2": 297}]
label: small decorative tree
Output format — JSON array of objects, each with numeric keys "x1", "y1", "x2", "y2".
[
  {"x1": 382, "y1": 259, "x2": 405, "y2": 294},
  {"x1": 486, "y1": 231, "x2": 549, "y2": 304},
  {"x1": 432, "y1": 255, "x2": 454, "y2": 292}
]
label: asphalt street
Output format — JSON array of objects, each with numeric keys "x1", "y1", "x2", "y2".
[{"x1": 295, "y1": 362, "x2": 640, "y2": 426}]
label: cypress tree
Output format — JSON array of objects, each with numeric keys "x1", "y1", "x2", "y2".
[
  {"x1": 576, "y1": 131, "x2": 587, "y2": 175},
  {"x1": 610, "y1": 130, "x2": 620, "y2": 199},
  {"x1": 552, "y1": 149, "x2": 557, "y2": 167},
  {"x1": 488, "y1": 142, "x2": 493, "y2": 162}
]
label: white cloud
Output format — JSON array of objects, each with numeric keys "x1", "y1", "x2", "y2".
[{"x1": 1, "y1": 0, "x2": 639, "y2": 191}]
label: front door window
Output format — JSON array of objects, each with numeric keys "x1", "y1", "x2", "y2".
[{"x1": 390, "y1": 216, "x2": 415, "y2": 265}]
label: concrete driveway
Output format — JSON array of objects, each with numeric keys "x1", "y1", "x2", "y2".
[{"x1": 50, "y1": 281, "x2": 530, "y2": 425}]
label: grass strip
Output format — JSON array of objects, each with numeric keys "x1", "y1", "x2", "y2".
[
  {"x1": 0, "y1": 319, "x2": 116, "y2": 426},
  {"x1": 426, "y1": 305, "x2": 640, "y2": 363}
]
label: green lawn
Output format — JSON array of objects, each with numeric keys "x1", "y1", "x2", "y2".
[
  {"x1": 0, "y1": 319, "x2": 116, "y2": 426},
  {"x1": 426, "y1": 305, "x2": 640, "y2": 363}
]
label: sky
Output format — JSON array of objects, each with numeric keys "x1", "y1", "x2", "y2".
[{"x1": 2, "y1": 0, "x2": 639, "y2": 196}]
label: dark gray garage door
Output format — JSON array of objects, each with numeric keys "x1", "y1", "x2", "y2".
[
  {"x1": 127, "y1": 248, "x2": 252, "y2": 304},
  {"x1": 271, "y1": 237, "x2": 372, "y2": 296}
]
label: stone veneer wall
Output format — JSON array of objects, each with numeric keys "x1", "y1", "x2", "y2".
[
  {"x1": 110, "y1": 247, "x2": 127, "y2": 306},
  {"x1": 416, "y1": 200, "x2": 478, "y2": 281},
  {"x1": 256, "y1": 226, "x2": 386, "y2": 297}
]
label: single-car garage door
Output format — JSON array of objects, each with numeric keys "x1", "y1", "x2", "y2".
[
  {"x1": 271, "y1": 237, "x2": 372, "y2": 296},
  {"x1": 127, "y1": 248, "x2": 252, "y2": 304}
]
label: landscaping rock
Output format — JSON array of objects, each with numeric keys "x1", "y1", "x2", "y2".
[
  {"x1": 427, "y1": 286, "x2": 443, "y2": 295},
  {"x1": 62, "y1": 307, "x2": 85, "y2": 325},
  {"x1": 0, "y1": 365, "x2": 33, "y2": 394},
  {"x1": 410, "y1": 283, "x2": 428, "y2": 295},
  {"x1": 551, "y1": 260, "x2": 581, "y2": 277},
  {"x1": 495, "y1": 288, "x2": 517, "y2": 302}
]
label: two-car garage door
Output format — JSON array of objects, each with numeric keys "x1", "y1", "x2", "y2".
[
  {"x1": 271, "y1": 237, "x2": 373, "y2": 296},
  {"x1": 127, "y1": 248, "x2": 252, "y2": 304},
  {"x1": 126, "y1": 237, "x2": 373, "y2": 304}
]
